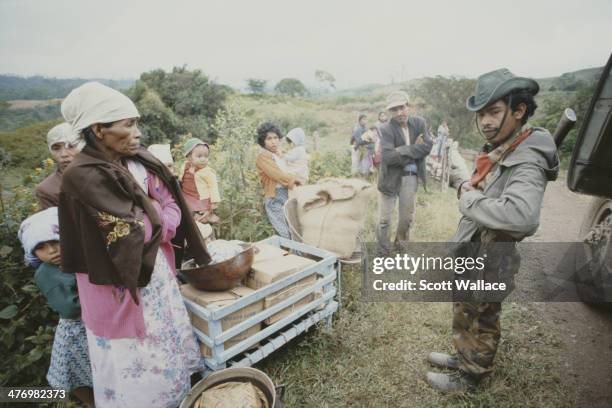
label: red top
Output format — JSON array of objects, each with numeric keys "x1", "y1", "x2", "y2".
[{"x1": 181, "y1": 164, "x2": 207, "y2": 212}]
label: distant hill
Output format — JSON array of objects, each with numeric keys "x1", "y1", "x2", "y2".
[
  {"x1": 327, "y1": 67, "x2": 604, "y2": 99},
  {"x1": 0, "y1": 101, "x2": 61, "y2": 131},
  {"x1": 0, "y1": 75, "x2": 134, "y2": 101},
  {"x1": 318, "y1": 80, "x2": 419, "y2": 99},
  {"x1": 537, "y1": 67, "x2": 603, "y2": 92},
  {"x1": 6, "y1": 99, "x2": 63, "y2": 109}
]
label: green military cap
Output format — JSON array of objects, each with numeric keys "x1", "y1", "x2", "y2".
[{"x1": 466, "y1": 68, "x2": 539, "y2": 112}]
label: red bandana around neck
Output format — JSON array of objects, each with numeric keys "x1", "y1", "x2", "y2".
[{"x1": 470, "y1": 126, "x2": 533, "y2": 187}]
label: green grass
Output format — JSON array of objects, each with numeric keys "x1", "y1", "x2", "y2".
[
  {"x1": 237, "y1": 94, "x2": 384, "y2": 155},
  {"x1": 256, "y1": 177, "x2": 574, "y2": 407}
]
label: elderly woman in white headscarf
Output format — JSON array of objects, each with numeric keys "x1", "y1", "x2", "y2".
[
  {"x1": 58, "y1": 82, "x2": 210, "y2": 408},
  {"x1": 34, "y1": 123, "x2": 84, "y2": 210}
]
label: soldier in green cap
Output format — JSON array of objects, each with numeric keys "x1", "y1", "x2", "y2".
[{"x1": 426, "y1": 68, "x2": 560, "y2": 392}]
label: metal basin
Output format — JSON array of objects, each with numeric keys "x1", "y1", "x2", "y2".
[{"x1": 180, "y1": 243, "x2": 254, "y2": 291}]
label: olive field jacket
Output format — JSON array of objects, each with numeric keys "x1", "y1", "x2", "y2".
[{"x1": 450, "y1": 127, "x2": 559, "y2": 243}]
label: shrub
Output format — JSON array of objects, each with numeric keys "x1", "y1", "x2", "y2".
[
  {"x1": 246, "y1": 78, "x2": 267, "y2": 94},
  {"x1": 208, "y1": 101, "x2": 274, "y2": 241},
  {"x1": 268, "y1": 112, "x2": 328, "y2": 136},
  {"x1": 129, "y1": 66, "x2": 229, "y2": 144},
  {"x1": 274, "y1": 78, "x2": 308, "y2": 97},
  {"x1": 0, "y1": 120, "x2": 61, "y2": 169},
  {"x1": 130, "y1": 81, "x2": 182, "y2": 145},
  {"x1": 309, "y1": 150, "x2": 351, "y2": 182},
  {"x1": 0, "y1": 159, "x2": 57, "y2": 387}
]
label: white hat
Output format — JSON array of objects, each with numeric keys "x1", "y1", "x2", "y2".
[
  {"x1": 46, "y1": 122, "x2": 84, "y2": 152},
  {"x1": 385, "y1": 91, "x2": 410, "y2": 110},
  {"x1": 286, "y1": 128, "x2": 306, "y2": 146},
  {"x1": 61, "y1": 81, "x2": 139, "y2": 134},
  {"x1": 147, "y1": 144, "x2": 174, "y2": 165},
  {"x1": 18, "y1": 207, "x2": 59, "y2": 268}
]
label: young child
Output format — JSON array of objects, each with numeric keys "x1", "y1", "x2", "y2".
[
  {"x1": 284, "y1": 127, "x2": 310, "y2": 184},
  {"x1": 179, "y1": 137, "x2": 221, "y2": 224},
  {"x1": 371, "y1": 127, "x2": 382, "y2": 168},
  {"x1": 18, "y1": 207, "x2": 94, "y2": 407}
]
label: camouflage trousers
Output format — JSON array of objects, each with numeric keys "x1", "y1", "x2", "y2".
[{"x1": 452, "y1": 301, "x2": 502, "y2": 380}]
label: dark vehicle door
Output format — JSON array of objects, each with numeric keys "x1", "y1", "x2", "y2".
[
  {"x1": 567, "y1": 53, "x2": 612, "y2": 305},
  {"x1": 568, "y1": 54, "x2": 612, "y2": 197}
]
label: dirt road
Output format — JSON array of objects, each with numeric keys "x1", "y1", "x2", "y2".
[{"x1": 531, "y1": 179, "x2": 612, "y2": 408}]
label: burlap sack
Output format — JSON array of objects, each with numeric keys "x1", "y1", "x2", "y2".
[{"x1": 293, "y1": 178, "x2": 373, "y2": 258}]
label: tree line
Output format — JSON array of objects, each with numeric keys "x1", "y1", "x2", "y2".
[
  {"x1": 0, "y1": 75, "x2": 133, "y2": 101},
  {"x1": 0, "y1": 67, "x2": 601, "y2": 164}
]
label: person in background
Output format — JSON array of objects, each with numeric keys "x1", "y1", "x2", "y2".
[
  {"x1": 18, "y1": 207, "x2": 94, "y2": 407},
  {"x1": 373, "y1": 112, "x2": 388, "y2": 170},
  {"x1": 372, "y1": 126, "x2": 383, "y2": 169},
  {"x1": 350, "y1": 114, "x2": 368, "y2": 175},
  {"x1": 448, "y1": 141, "x2": 471, "y2": 189},
  {"x1": 35, "y1": 123, "x2": 84, "y2": 210},
  {"x1": 147, "y1": 143, "x2": 176, "y2": 175},
  {"x1": 376, "y1": 111, "x2": 388, "y2": 131},
  {"x1": 179, "y1": 137, "x2": 221, "y2": 224},
  {"x1": 255, "y1": 122, "x2": 299, "y2": 238},
  {"x1": 437, "y1": 119, "x2": 449, "y2": 161},
  {"x1": 59, "y1": 81, "x2": 209, "y2": 407},
  {"x1": 312, "y1": 130, "x2": 320, "y2": 151},
  {"x1": 284, "y1": 127, "x2": 310, "y2": 184},
  {"x1": 358, "y1": 127, "x2": 377, "y2": 175},
  {"x1": 377, "y1": 91, "x2": 432, "y2": 253}
]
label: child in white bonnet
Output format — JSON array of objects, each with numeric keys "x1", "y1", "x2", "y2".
[
  {"x1": 284, "y1": 127, "x2": 310, "y2": 184},
  {"x1": 18, "y1": 207, "x2": 94, "y2": 407},
  {"x1": 147, "y1": 143, "x2": 175, "y2": 175}
]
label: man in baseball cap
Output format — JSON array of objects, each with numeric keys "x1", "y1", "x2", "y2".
[
  {"x1": 426, "y1": 69, "x2": 559, "y2": 392},
  {"x1": 376, "y1": 91, "x2": 432, "y2": 254}
]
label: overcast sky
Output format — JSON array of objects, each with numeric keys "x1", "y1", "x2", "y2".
[{"x1": 1, "y1": 0, "x2": 611, "y2": 89}]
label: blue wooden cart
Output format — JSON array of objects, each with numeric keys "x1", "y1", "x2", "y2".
[{"x1": 182, "y1": 236, "x2": 339, "y2": 375}]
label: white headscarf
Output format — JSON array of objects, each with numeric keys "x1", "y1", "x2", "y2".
[
  {"x1": 61, "y1": 81, "x2": 140, "y2": 135},
  {"x1": 17, "y1": 207, "x2": 60, "y2": 268},
  {"x1": 147, "y1": 144, "x2": 174, "y2": 165},
  {"x1": 46, "y1": 122, "x2": 85, "y2": 152}
]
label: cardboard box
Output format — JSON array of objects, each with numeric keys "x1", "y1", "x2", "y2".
[
  {"x1": 246, "y1": 254, "x2": 318, "y2": 325},
  {"x1": 246, "y1": 254, "x2": 316, "y2": 289},
  {"x1": 180, "y1": 284, "x2": 263, "y2": 357},
  {"x1": 264, "y1": 274, "x2": 317, "y2": 325},
  {"x1": 252, "y1": 242, "x2": 288, "y2": 265}
]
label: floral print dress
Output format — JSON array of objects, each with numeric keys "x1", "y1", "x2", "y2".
[
  {"x1": 85, "y1": 251, "x2": 202, "y2": 407},
  {"x1": 46, "y1": 318, "x2": 92, "y2": 392}
]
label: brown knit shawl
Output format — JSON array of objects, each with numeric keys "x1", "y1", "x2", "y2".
[{"x1": 59, "y1": 146, "x2": 210, "y2": 303}]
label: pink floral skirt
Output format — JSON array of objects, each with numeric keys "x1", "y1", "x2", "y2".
[{"x1": 84, "y1": 252, "x2": 202, "y2": 407}]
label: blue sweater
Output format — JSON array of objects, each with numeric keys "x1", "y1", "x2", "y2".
[{"x1": 34, "y1": 263, "x2": 81, "y2": 319}]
